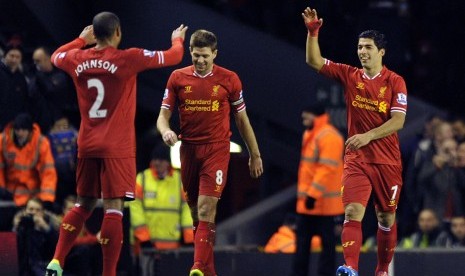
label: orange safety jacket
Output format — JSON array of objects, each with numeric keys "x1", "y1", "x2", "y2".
[
  {"x1": 0, "y1": 123, "x2": 57, "y2": 206},
  {"x1": 264, "y1": 225, "x2": 322, "y2": 253},
  {"x1": 296, "y1": 113, "x2": 344, "y2": 216}
]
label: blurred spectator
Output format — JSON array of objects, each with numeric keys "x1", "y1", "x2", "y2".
[
  {"x1": 400, "y1": 115, "x2": 444, "y2": 236},
  {"x1": 129, "y1": 144, "x2": 193, "y2": 253},
  {"x1": 59, "y1": 195, "x2": 102, "y2": 275},
  {"x1": 0, "y1": 44, "x2": 30, "y2": 131},
  {"x1": 264, "y1": 213, "x2": 322, "y2": 254},
  {"x1": 452, "y1": 117, "x2": 465, "y2": 143},
  {"x1": 417, "y1": 137, "x2": 465, "y2": 221},
  {"x1": 443, "y1": 215, "x2": 465, "y2": 248},
  {"x1": 457, "y1": 141, "x2": 465, "y2": 168},
  {"x1": 291, "y1": 104, "x2": 344, "y2": 276},
  {"x1": 0, "y1": 113, "x2": 57, "y2": 207},
  {"x1": 400, "y1": 208, "x2": 449, "y2": 249},
  {"x1": 47, "y1": 116, "x2": 78, "y2": 209},
  {"x1": 12, "y1": 197, "x2": 59, "y2": 276},
  {"x1": 28, "y1": 46, "x2": 78, "y2": 133}
]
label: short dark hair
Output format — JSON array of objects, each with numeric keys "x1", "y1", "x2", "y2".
[
  {"x1": 13, "y1": 113, "x2": 33, "y2": 131},
  {"x1": 302, "y1": 102, "x2": 327, "y2": 116},
  {"x1": 359, "y1": 30, "x2": 387, "y2": 50},
  {"x1": 93, "y1": 11, "x2": 120, "y2": 41},
  {"x1": 4, "y1": 44, "x2": 23, "y2": 56},
  {"x1": 190, "y1": 30, "x2": 217, "y2": 51},
  {"x1": 151, "y1": 144, "x2": 171, "y2": 162}
]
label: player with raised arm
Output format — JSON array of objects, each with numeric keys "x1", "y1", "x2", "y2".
[
  {"x1": 302, "y1": 5, "x2": 407, "y2": 276},
  {"x1": 45, "y1": 12, "x2": 187, "y2": 276},
  {"x1": 157, "y1": 29, "x2": 263, "y2": 276}
]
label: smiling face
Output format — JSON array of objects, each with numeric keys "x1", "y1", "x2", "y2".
[
  {"x1": 357, "y1": 38, "x2": 384, "y2": 71},
  {"x1": 190, "y1": 46, "x2": 217, "y2": 76}
]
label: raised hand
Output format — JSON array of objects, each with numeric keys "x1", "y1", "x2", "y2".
[
  {"x1": 172, "y1": 24, "x2": 189, "y2": 41},
  {"x1": 302, "y1": 7, "x2": 323, "y2": 37},
  {"x1": 79, "y1": 25, "x2": 96, "y2": 46}
]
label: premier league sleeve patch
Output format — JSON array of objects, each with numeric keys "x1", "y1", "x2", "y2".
[{"x1": 396, "y1": 93, "x2": 407, "y2": 105}]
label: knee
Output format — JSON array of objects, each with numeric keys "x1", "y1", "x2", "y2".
[
  {"x1": 344, "y1": 203, "x2": 364, "y2": 221},
  {"x1": 377, "y1": 211, "x2": 396, "y2": 227}
]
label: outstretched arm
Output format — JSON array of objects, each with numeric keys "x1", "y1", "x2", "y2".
[
  {"x1": 302, "y1": 7, "x2": 325, "y2": 71},
  {"x1": 51, "y1": 25, "x2": 96, "y2": 63},
  {"x1": 234, "y1": 111, "x2": 263, "y2": 178}
]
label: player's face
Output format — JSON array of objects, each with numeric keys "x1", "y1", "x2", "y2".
[
  {"x1": 357, "y1": 38, "x2": 384, "y2": 69},
  {"x1": 190, "y1": 47, "x2": 217, "y2": 76}
]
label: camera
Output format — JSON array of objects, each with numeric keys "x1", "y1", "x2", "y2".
[{"x1": 19, "y1": 214, "x2": 34, "y2": 229}]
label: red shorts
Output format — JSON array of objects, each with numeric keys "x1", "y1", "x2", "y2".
[
  {"x1": 342, "y1": 159, "x2": 402, "y2": 212},
  {"x1": 180, "y1": 142, "x2": 230, "y2": 203},
  {"x1": 76, "y1": 158, "x2": 136, "y2": 201}
]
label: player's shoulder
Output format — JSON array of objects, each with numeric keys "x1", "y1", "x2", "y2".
[
  {"x1": 383, "y1": 67, "x2": 405, "y2": 81},
  {"x1": 172, "y1": 65, "x2": 194, "y2": 76},
  {"x1": 214, "y1": 65, "x2": 238, "y2": 77}
]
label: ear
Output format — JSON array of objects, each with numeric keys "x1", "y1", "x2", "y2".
[
  {"x1": 379, "y1": 48, "x2": 385, "y2": 57},
  {"x1": 212, "y1": 49, "x2": 218, "y2": 59}
]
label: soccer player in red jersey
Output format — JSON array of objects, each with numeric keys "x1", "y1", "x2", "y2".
[
  {"x1": 302, "y1": 6, "x2": 407, "y2": 276},
  {"x1": 157, "y1": 29, "x2": 264, "y2": 276},
  {"x1": 45, "y1": 12, "x2": 188, "y2": 276}
]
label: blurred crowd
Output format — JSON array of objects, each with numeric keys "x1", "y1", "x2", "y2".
[{"x1": 2, "y1": 0, "x2": 465, "y2": 274}]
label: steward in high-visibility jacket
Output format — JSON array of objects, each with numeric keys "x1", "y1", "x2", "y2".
[
  {"x1": 0, "y1": 114, "x2": 57, "y2": 207},
  {"x1": 296, "y1": 112, "x2": 344, "y2": 216},
  {"x1": 130, "y1": 146, "x2": 193, "y2": 251}
]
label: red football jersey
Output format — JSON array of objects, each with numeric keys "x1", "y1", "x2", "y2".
[
  {"x1": 53, "y1": 38, "x2": 184, "y2": 158},
  {"x1": 161, "y1": 65, "x2": 246, "y2": 144},
  {"x1": 320, "y1": 59, "x2": 407, "y2": 165}
]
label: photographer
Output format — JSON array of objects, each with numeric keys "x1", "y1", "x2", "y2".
[
  {"x1": 417, "y1": 137, "x2": 465, "y2": 222},
  {"x1": 12, "y1": 197, "x2": 59, "y2": 276}
]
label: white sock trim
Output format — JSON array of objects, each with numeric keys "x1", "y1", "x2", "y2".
[
  {"x1": 105, "y1": 209, "x2": 123, "y2": 216},
  {"x1": 378, "y1": 222, "x2": 391, "y2": 232}
]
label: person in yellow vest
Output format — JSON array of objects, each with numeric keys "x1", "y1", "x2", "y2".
[
  {"x1": 130, "y1": 143, "x2": 194, "y2": 252},
  {"x1": 0, "y1": 113, "x2": 57, "y2": 207},
  {"x1": 291, "y1": 104, "x2": 345, "y2": 276}
]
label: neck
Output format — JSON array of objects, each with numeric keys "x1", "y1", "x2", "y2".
[{"x1": 363, "y1": 64, "x2": 383, "y2": 78}]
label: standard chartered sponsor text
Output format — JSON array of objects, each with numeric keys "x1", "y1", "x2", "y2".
[{"x1": 184, "y1": 99, "x2": 212, "y2": 111}]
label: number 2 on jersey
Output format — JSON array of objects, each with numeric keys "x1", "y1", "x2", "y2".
[{"x1": 88, "y1": 78, "x2": 108, "y2": 118}]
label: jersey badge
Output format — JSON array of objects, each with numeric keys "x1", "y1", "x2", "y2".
[
  {"x1": 212, "y1": 85, "x2": 220, "y2": 96},
  {"x1": 396, "y1": 93, "x2": 407, "y2": 105},
  {"x1": 143, "y1": 49, "x2": 156, "y2": 57},
  {"x1": 378, "y1": 86, "x2": 386, "y2": 98},
  {"x1": 356, "y1": 82, "x2": 365, "y2": 90},
  {"x1": 184, "y1": 86, "x2": 193, "y2": 93}
]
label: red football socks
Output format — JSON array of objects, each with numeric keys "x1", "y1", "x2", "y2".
[
  {"x1": 193, "y1": 221, "x2": 216, "y2": 274},
  {"x1": 341, "y1": 220, "x2": 362, "y2": 271},
  {"x1": 376, "y1": 222, "x2": 397, "y2": 273},
  {"x1": 100, "y1": 211, "x2": 123, "y2": 276},
  {"x1": 53, "y1": 206, "x2": 91, "y2": 266}
]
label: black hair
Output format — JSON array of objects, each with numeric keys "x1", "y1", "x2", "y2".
[
  {"x1": 302, "y1": 102, "x2": 327, "y2": 116},
  {"x1": 13, "y1": 113, "x2": 33, "y2": 131},
  {"x1": 190, "y1": 29, "x2": 217, "y2": 51},
  {"x1": 93, "y1": 11, "x2": 120, "y2": 41},
  {"x1": 359, "y1": 30, "x2": 387, "y2": 50},
  {"x1": 151, "y1": 143, "x2": 171, "y2": 162}
]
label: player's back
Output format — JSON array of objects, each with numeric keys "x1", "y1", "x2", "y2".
[{"x1": 64, "y1": 47, "x2": 140, "y2": 158}]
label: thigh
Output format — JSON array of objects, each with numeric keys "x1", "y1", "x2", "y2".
[
  {"x1": 180, "y1": 143, "x2": 200, "y2": 206},
  {"x1": 342, "y1": 160, "x2": 372, "y2": 207},
  {"x1": 76, "y1": 158, "x2": 101, "y2": 198},
  {"x1": 199, "y1": 142, "x2": 230, "y2": 198},
  {"x1": 370, "y1": 164, "x2": 403, "y2": 212},
  {"x1": 100, "y1": 158, "x2": 136, "y2": 201}
]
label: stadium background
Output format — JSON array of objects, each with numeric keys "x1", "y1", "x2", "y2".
[{"x1": 1, "y1": 0, "x2": 465, "y2": 275}]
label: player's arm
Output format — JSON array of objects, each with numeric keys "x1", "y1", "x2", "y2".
[
  {"x1": 157, "y1": 108, "x2": 178, "y2": 147},
  {"x1": 51, "y1": 25, "x2": 96, "y2": 65},
  {"x1": 345, "y1": 112, "x2": 405, "y2": 150},
  {"x1": 234, "y1": 111, "x2": 263, "y2": 178},
  {"x1": 302, "y1": 7, "x2": 325, "y2": 71}
]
